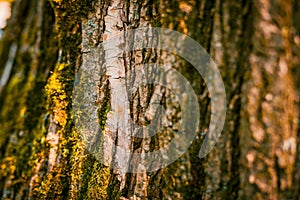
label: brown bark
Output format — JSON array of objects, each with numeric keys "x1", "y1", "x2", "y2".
[{"x1": 0, "y1": 0, "x2": 299, "y2": 199}]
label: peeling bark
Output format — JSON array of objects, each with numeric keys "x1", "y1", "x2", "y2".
[{"x1": 0, "y1": 0, "x2": 299, "y2": 199}]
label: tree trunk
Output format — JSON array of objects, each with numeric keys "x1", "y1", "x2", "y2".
[{"x1": 0, "y1": 0, "x2": 299, "y2": 199}]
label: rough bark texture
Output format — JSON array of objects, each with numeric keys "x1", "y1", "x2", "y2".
[{"x1": 0, "y1": 0, "x2": 299, "y2": 199}]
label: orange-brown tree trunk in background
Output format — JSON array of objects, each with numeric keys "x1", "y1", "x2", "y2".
[{"x1": 0, "y1": 0, "x2": 299, "y2": 199}]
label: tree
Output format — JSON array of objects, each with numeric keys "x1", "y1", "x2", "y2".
[{"x1": 0, "y1": 0, "x2": 299, "y2": 199}]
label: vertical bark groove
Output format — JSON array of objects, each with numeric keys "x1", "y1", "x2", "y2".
[{"x1": 0, "y1": 0, "x2": 299, "y2": 199}]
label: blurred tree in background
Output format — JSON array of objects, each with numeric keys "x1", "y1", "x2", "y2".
[{"x1": 0, "y1": 0, "x2": 299, "y2": 199}]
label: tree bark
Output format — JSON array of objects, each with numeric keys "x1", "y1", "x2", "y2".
[{"x1": 0, "y1": 0, "x2": 299, "y2": 199}]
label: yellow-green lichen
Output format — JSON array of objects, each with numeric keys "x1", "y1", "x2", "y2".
[
  {"x1": 45, "y1": 63, "x2": 72, "y2": 127},
  {"x1": 86, "y1": 162, "x2": 110, "y2": 199}
]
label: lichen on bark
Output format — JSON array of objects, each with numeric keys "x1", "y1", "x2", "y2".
[{"x1": 0, "y1": 0, "x2": 299, "y2": 199}]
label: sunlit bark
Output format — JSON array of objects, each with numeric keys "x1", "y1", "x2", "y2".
[{"x1": 0, "y1": 0, "x2": 299, "y2": 199}]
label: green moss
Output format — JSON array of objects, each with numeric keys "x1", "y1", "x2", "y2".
[
  {"x1": 98, "y1": 80, "x2": 111, "y2": 130},
  {"x1": 151, "y1": 19, "x2": 162, "y2": 27},
  {"x1": 39, "y1": 58, "x2": 113, "y2": 199},
  {"x1": 107, "y1": 174, "x2": 122, "y2": 200},
  {"x1": 0, "y1": 60, "x2": 49, "y2": 199},
  {"x1": 33, "y1": 62, "x2": 74, "y2": 198},
  {"x1": 34, "y1": 0, "x2": 114, "y2": 197},
  {"x1": 45, "y1": 63, "x2": 73, "y2": 127},
  {"x1": 85, "y1": 162, "x2": 110, "y2": 199},
  {"x1": 0, "y1": 0, "x2": 112, "y2": 198}
]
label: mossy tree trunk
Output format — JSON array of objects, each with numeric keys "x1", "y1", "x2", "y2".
[{"x1": 0, "y1": 0, "x2": 299, "y2": 199}]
